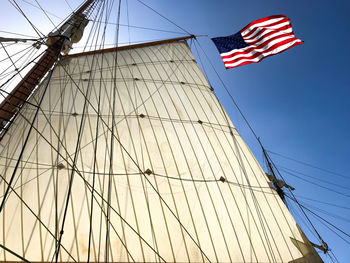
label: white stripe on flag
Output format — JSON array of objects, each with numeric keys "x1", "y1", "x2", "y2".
[
  {"x1": 220, "y1": 35, "x2": 297, "y2": 58},
  {"x1": 241, "y1": 17, "x2": 286, "y2": 36},
  {"x1": 244, "y1": 28, "x2": 294, "y2": 44},
  {"x1": 243, "y1": 22, "x2": 292, "y2": 40},
  {"x1": 223, "y1": 39, "x2": 302, "y2": 68}
]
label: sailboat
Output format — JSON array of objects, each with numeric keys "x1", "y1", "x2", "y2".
[{"x1": 0, "y1": 0, "x2": 340, "y2": 262}]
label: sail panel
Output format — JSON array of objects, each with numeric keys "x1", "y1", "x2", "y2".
[{"x1": 0, "y1": 40, "x2": 321, "y2": 262}]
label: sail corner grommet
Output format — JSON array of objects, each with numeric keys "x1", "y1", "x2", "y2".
[
  {"x1": 144, "y1": 169, "x2": 153, "y2": 175},
  {"x1": 57, "y1": 163, "x2": 65, "y2": 170},
  {"x1": 219, "y1": 176, "x2": 226, "y2": 183}
]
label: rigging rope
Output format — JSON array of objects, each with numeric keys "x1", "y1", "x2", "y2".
[
  {"x1": 0, "y1": 65, "x2": 56, "y2": 213},
  {"x1": 279, "y1": 165, "x2": 350, "y2": 192},
  {"x1": 0, "y1": 244, "x2": 31, "y2": 263},
  {"x1": 87, "y1": 0, "x2": 109, "y2": 261},
  {"x1": 55, "y1": 45, "x2": 213, "y2": 263},
  {"x1": 8, "y1": 0, "x2": 45, "y2": 38},
  {"x1": 105, "y1": 0, "x2": 122, "y2": 261},
  {"x1": 267, "y1": 149, "x2": 350, "y2": 180},
  {"x1": 286, "y1": 194, "x2": 350, "y2": 240},
  {"x1": 0, "y1": 174, "x2": 78, "y2": 262},
  {"x1": 32, "y1": 0, "x2": 58, "y2": 29},
  {"x1": 134, "y1": 0, "x2": 192, "y2": 35},
  {"x1": 192, "y1": 36, "x2": 343, "y2": 261}
]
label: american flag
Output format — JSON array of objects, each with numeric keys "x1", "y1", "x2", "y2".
[{"x1": 212, "y1": 15, "x2": 303, "y2": 69}]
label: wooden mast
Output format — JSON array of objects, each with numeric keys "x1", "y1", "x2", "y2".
[{"x1": 0, "y1": 0, "x2": 96, "y2": 132}]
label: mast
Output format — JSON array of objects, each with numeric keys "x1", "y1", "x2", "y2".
[{"x1": 0, "y1": 0, "x2": 96, "y2": 133}]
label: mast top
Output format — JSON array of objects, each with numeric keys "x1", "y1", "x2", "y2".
[{"x1": 0, "y1": 0, "x2": 97, "y2": 134}]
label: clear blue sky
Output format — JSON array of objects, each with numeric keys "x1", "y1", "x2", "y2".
[{"x1": 1, "y1": 0, "x2": 349, "y2": 262}]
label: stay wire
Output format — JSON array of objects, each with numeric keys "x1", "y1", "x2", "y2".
[
  {"x1": 0, "y1": 30, "x2": 39, "y2": 39},
  {"x1": 330, "y1": 250, "x2": 340, "y2": 263},
  {"x1": 194, "y1": 38, "x2": 261, "y2": 143},
  {"x1": 267, "y1": 149, "x2": 349, "y2": 181},
  {"x1": 8, "y1": 0, "x2": 44, "y2": 38},
  {"x1": 0, "y1": 46, "x2": 46, "y2": 90},
  {"x1": 266, "y1": 152, "x2": 326, "y2": 244},
  {"x1": 53, "y1": 2, "x2": 106, "y2": 262},
  {"x1": 1, "y1": 106, "x2": 165, "y2": 262},
  {"x1": 311, "y1": 207, "x2": 350, "y2": 246},
  {"x1": 295, "y1": 195, "x2": 350, "y2": 211},
  {"x1": 0, "y1": 45, "x2": 33, "y2": 64},
  {"x1": 0, "y1": 42, "x2": 25, "y2": 80},
  {"x1": 193, "y1": 39, "x2": 279, "y2": 260},
  {"x1": 0, "y1": 244, "x2": 31, "y2": 263},
  {"x1": 88, "y1": 20, "x2": 187, "y2": 35},
  {"x1": 278, "y1": 165, "x2": 350, "y2": 192},
  {"x1": 0, "y1": 5, "x2": 145, "y2": 261},
  {"x1": 58, "y1": 51, "x2": 212, "y2": 263},
  {"x1": 64, "y1": 0, "x2": 73, "y2": 12},
  {"x1": 0, "y1": 173, "x2": 78, "y2": 262},
  {"x1": 21, "y1": 0, "x2": 62, "y2": 20},
  {"x1": 0, "y1": 44, "x2": 38, "y2": 86},
  {"x1": 193, "y1": 37, "x2": 328, "y2": 260},
  {"x1": 0, "y1": 30, "x2": 138, "y2": 263},
  {"x1": 0, "y1": 62, "x2": 56, "y2": 214},
  {"x1": 87, "y1": 1, "x2": 109, "y2": 262},
  {"x1": 286, "y1": 194, "x2": 350, "y2": 240},
  {"x1": 134, "y1": 0, "x2": 192, "y2": 35},
  {"x1": 296, "y1": 200, "x2": 350, "y2": 224},
  {"x1": 281, "y1": 168, "x2": 350, "y2": 199},
  {"x1": 32, "y1": 0, "x2": 58, "y2": 29},
  {"x1": 105, "y1": 0, "x2": 122, "y2": 261}
]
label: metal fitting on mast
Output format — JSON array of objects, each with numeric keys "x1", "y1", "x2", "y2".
[
  {"x1": 0, "y1": 0, "x2": 95, "y2": 135},
  {"x1": 311, "y1": 240, "x2": 329, "y2": 254},
  {"x1": 46, "y1": 13, "x2": 89, "y2": 54}
]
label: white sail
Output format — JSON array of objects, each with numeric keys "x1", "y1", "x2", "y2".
[{"x1": 0, "y1": 39, "x2": 322, "y2": 262}]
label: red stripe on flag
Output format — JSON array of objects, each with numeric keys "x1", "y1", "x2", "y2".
[
  {"x1": 242, "y1": 17, "x2": 290, "y2": 38},
  {"x1": 223, "y1": 37, "x2": 301, "y2": 64},
  {"x1": 223, "y1": 40, "x2": 303, "y2": 68},
  {"x1": 243, "y1": 24, "x2": 292, "y2": 43},
  {"x1": 245, "y1": 31, "x2": 295, "y2": 46},
  {"x1": 240, "y1": 15, "x2": 287, "y2": 33},
  {"x1": 221, "y1": 34, "x2": 298, "y2": 60}
]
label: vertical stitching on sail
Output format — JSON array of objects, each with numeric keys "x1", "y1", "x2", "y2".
[
  {"x1": 190, "y1": 40, "x2": 275, "y2": 262},
  {"x1": 194, "y1": 38, "x2": 303, "y2": 262},
  {"x1": 118, "y1": 50, "x2": 163, "y2": 260},
  {"x1": 131, "y1": 45, "x2": 192, "y2": 262},
  {"x1": 172, "y1": 40, "x2": 246, "y2": 262},
  {"x1": 139, "y1": 43, "x2": 217, "y2": 262},
  {"x1": 159, "y1": 42, "x2": 231, "y2": 261},
  {"x1": 133, "y1": 44, "x2": 205, "y2": 262}
]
